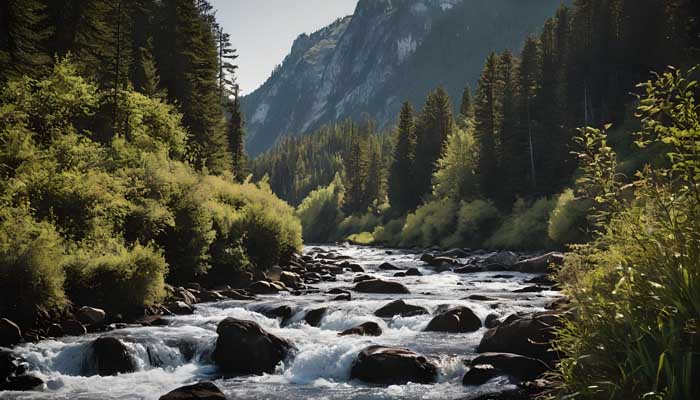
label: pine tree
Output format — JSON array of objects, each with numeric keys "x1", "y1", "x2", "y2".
[
  {"x1": 215, "y1": 26, "x2": 239, "y2": 101},
  {"x1": 414, "y1": 87, "x2": 454, "y2": 201},
  {"x1": 228, "y1": 87, "x2": 247, "y2": 181},
  {"x1": 517, "y1": 36, "x2": 540, "y2": 194},
  {"x1": 497, "y1": 50, "x2": 525, "y2": 203},
  {"x1": 343, "y1": 133, "x2": 370, "y2": 215},
  {"x1": 474, "y1": 53, "x2": 501, "y2": 200},
  {"x1": 388, "y1": 102, "x2": 419, "y2": 213},
  {"x1": 0, "y1": 0, "x2": 52, "y2": 82},
  {"x1": 458, "y1": 84, "x2": 475, "y2": 128}
]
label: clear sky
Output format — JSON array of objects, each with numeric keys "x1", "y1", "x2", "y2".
[{"x1": 209, "y1": 0, "x2": 358, "y2": 95}]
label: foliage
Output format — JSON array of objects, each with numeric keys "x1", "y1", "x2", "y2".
[
  {"x1": 444, "y1": 199, "x2": 502, "y2": 248},
  {"x1": 555, "y1": 67, "x2": 700, "y2": 400},
  {"x1": 433, "y1": 126, "x2": 480, "y2": 200},
  {"x1": 0, "y1": 207, "x2": 67, "y2": 325},
  {"x1": 485, "y1": 197, "x2": 556, "y2": 250},
  {"x1": 296, "y1": 174, "x2": 345, "y2": 243},
  {"x1": 400, "y1": 198, "x2": 460, "y2": 248},
  {"x1": 548, "y1": 189, "x2": 593, "y2": 246}
]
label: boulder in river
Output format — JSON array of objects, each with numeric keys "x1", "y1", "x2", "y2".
[
  {"x1": 514, "y1": 252, "x2": 565, "y2": 273},
  {"x1": 92, "y1": 337, "x2": 136, "y2": 376},
  {"x1": 280, "y1": 271, "x2": 304, "y2": 290},
  {"x1": 212, "y1": 318, "x2": 295, "y2": 375},
  {"x1": 76, "y1": 307, "x2": 106, "y2": 326},
  {"x1": 425, "y1": 306, "x2": 482, "y2": 333},
  {"x1": 350, "y1": 345, "x2": 437, "y2": 384},
  {"x1": 512, "y1": 285, "x2": 546, "y2": 293},
  {"x1": 454, "y1": 265, "x2": 481, "y2": 274},
  {"x1": 304, "y1": 308, "x2": 327, "y2": 327},
  {"x1": 353, "y1": 279, "x2": 410, "y2": 294},
  {"x1": 248, "y1": 281, "x2": 281, "y2": 295},
  {"x1": 0, "y1": 374, "x2": 44, "y2": 391},
  {"x1": 352, "y1": 274, "x2": 375, "y2": 283},
  {"x1": 0, "y1": 318, "x2": 22, "y2": 347},
  {"x1": 484, "y1": 251, "x2": 519, "y2": 267},
  {"x1": 420, "y1": 253, "x2": 434, "y2": 263},
  {"x1": 428, "y1": 256, "x2": 459, "y2": 267},
  {"x1": 164, "y1": 301, "x2": 194, "y2": 315},
  {"x1": 404, "y1": 268, "x2": 422, "y2": 276},
  {"x1": 374, "y1": 300, "x2": 428, "y2": 318},
  {"x1": 339, "y1": 322, "x2": 382, "y2": 336},
  {"x1": 61, "y1": 319, "x2": 87, "y2": 336},
  {"x1": 462, "y1": 364, "x2": 501, "y2": 385},
  {"x1": 378, "y1": 262, "x2": 402, "y2": 270},
  {"x1": 485, "y1": 314, "x2": 501, "y2": 329},
  {"x1": 477, "y1": 311, "x2": 562, "y2": 363},
  {"x1": 159, "y1": 381, "x2": 226, "y2": 400},
  {"x1": 471, "y1": 352, "x2": 549, "y2": 381}
]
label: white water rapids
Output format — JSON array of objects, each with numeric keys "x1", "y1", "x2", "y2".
[{"x1": 1, "y1": 245, "x2": 562, "y2": 400}]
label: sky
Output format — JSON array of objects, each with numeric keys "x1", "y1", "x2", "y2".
[{"x1": 209, "y1": 0, "x2": 359, "y2": 95}]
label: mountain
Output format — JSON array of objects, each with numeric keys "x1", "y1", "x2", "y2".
[{"x1": 242, "y1": 0, "x2": 566, "y2": 156}]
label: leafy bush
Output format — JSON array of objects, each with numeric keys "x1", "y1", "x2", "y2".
[
  {"x1": 400, "y1": 198, "x2": 459, "y2": 247},
  {"x1": 347, "y1": 232, "x2": 375, "y2": 245},
  {"x1": 555, "y1": 67, "x2": 700, "y2": 400},
  {"x1": 0, "y1": 208, "x2": 67, "y2": 325},
  {"x1": 548, "y1": 189, "x2": 593, "y2": 246},
  {"x1": 334, "y1": 212, "x2": 383, "y2": 242},
  {"x1": 65, "y1": 243, "x2": 167, "y2": 313},
  {"x1": 486, "y1": 197, "x2": 555, "y2": 250},
  {"x1": 443, "y1": 199, "x2": 502, "y2": 248},
  {"x1": 433, "y1": 127, "x2": 479, "y2": 200},
  {"x1": 371, "y1": 218, "x2": 405, "y2": 247},
  {"x1": 296, "y1": 174, "x2": 345, "y2": 243}
]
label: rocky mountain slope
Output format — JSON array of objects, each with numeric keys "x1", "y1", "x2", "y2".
[{"x1": 243, "y1": 0, "x2": 565, "y2": 156}]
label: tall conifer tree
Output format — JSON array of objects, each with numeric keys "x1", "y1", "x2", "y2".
[{"x1": 388, "y1": 101, "x2": 419, "y2": 213}]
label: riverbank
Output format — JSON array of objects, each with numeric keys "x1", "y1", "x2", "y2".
[{"x1": 1, "y1": 245, "x2": 567, "y2": 399}]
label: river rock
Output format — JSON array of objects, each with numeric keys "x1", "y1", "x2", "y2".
[
  {"x1": 212, "y1": 318, "x2": 295, "y2": 375},
  {"x1": 428, "y1": 257, "x2": 459, "y2": 267},
  {"x1": 471, "y1": 352, "x2": 549, "y2": 381},
  {"x1": 485, "y1": 314, "x2": 501, "y2": 329},
  {"x1": 0, "y1": 318, "x2": 22, "y2": 347},
  {"x1": 378, "y1": 262, "x2": 401, "y2": 270},
  {"x1": 304, "y1": 308, "x2": 327, "y2": 327},
  {"x1": 339, "y1": 322, "x2": 382, "y2": 336},
  {"x1": 454, "y1": 265, "x2": 481, "y2": 274},
  {"x1": 61, "y1": 320, "x2": 87, "y2": 336},
  {"x1": 352, "y1": 274, "x2": 375, "y2": 283},
  {"x1": 394, "y1": 272, "x2": 406, "y2": 277},
  {"x1": 512, "y1": 285, "x2": 546, "y2": 293},
  {"x1": 280, "y1": 271, "x2": 304, "y2": 289},
  {"x1": 514, "y1": 252, "x2": 565, "y2": 273},
  {"x1": 92, "y1": 337, "x2": 135, "y2": 376},
  {"x1": 159, "y1": 381, "x2": 226, "y2": 400},
  {"x1": 346, "y1": 263, "x2": 364, "y2": 273},
  {"x1": 259, "y1": 305, "x2": 293, "y2": 322},
  {"x1": 219, "y1": 289, "x2": 255, "y2": 301},
  {"x1": 173, "y1": 287, "x2": 197, "y2": 305},
  {"x1": 334, "y1": 293, "x2": 351, "y2": 301},
  {"x1": 350, "y1": 346, "x2": 437, "y2": 384},
  {"x1": 76, "y1": 307, "x2": 107, "y2": 326},
  {"x1": 374, "y1": 300, "x2": 428, "y2": 318},
  {"x1": 425, "y1": 306, "x2": 481, "y2": 333},
  {"x1": 462, "y1": 364, "x2": 501, "y2": 385},
  {"x1": 353, "y1": 279, "x2": 410, "y2": 294},
  {"x1": 420, "y1": 253, "x2": 434, "y2": 263},
  {"x1": 0, "y1": 374, "x2": 44, "y2": 391},
  {"x1": 404, "y1": 268, "x2": 422, "y2": 276},
  {"x1": 437, "y1": 248, "x2": 470, "y2": 258},
  {"x1": 485, "y1": 251, "x2": 519, "y2": 266},
  {"x1": 164, "y1": 301, "x2": 195, "y2": 315},
  {"x1": 477, "y1": 311, "x2": 562, "y2": 363},
  {"x1": 248, "y1": 281, "x2": 281, "y2": 295}
]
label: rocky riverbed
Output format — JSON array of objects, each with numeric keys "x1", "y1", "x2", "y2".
[{"x1": 0, "y1": 245, "x2": 566, "y2": 400}]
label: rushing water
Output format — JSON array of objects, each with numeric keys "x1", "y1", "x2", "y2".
[{"x1": 2, "y1": 245, "x2": 562, "y2": 400}]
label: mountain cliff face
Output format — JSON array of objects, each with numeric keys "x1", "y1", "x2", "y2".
[{"x1": 243, "y1": 0, "x2": 565, "y2": 156}]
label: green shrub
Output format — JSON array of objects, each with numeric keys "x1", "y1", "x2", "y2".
[
  {"x1": 443, "y1": 199, "x2": 502, "y2": 248},
  {"x1": 400, "y1": 198, "x2": 459, "y2": 247},
  {"x1": 371, "y1": 218, "x2": 405, "y2": 247},
  {"x1": 296, "y1": 174, "x2": 345, "y2": 243},
  {"x1": 65, "y1": 243, "x2": 167, "y2": 313},
  {"x1": 0, "y1": 208, "x2": 67, "y2": 325},
  {"x1": 347, "y1": 232, "x2": 375, "y2": 245},
  {"x1": 433, "y1": 127, "x2": 479, "y2": 200},
  {"x1": 486, "y1": 197, "x2": 555, "y2": 250},
  {"x1": 334, "y1": 212, "x2": 383, "y2": 242},
  {"x1": 548, "y1": 189, "x2": 593, "y2": 246}
]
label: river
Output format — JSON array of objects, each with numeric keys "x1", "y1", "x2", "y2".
[{"x1": 2, "y1": 245, "x2": 562, "y2": 400}]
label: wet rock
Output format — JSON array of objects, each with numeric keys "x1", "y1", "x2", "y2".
[
  {"x1": 437, "y1": 248, "x2": 470, "y2": 258},
  {"x1": 333, "y1": 293, "x2": 351, "y2": 301},
  {"x1": 350, "y1": 346, "x2": 437, "y2": 384},
  {"x1": 514, "y1": 252, "x2": 565, "y2": 273},
  {"x1": 466, "y1": 295, "x2": 498, "y2": 301},
  {"x1": 471, "y1": 353, "x2": 549, "y2": 381},
  {"x1": 428, "y1": 256, "x2": 459, "y2": 267},
  {"x1": 353, "y1": 279, "x2": 410, "y2": 294},
  {"x1": 485, "y1": 314, "x2": 501, "y2": 329},
  {"x1": 393, "y1": 272, "x2": 406, "y2": 277},
  {"x1": 280, "y1": 271, "x2": 304, "y2": 289},
  {"x1": 462, "y1": 364, "x2": 501, "y2": 385},
  {"x1": 420, "y1": 253, "x2": 434, "y2": 263},
  {"x1": 261, "y1": 305, "x2": 293, "y2": 322},
  {"x1": 432, "y1": 263, "x2": 454, "y2": 273},
  {"x1": 76, "y1": 307, "x2": 106, "y2": 326},
  {"x1": 374, "y1": 300, "x2": 428, "y2": 318},
  {"x1": 378, "y1": 262, "x2": 402, "y2": 270},
  {"x1": 346, "y1": 263, "x2": 365, "y2": 273},
  {"x1": 485, "y1": 251, "x2": 519, "y2": 266},
  {"x1": 212, "y1": 318, "x2": 295, "y2": 375},
  {"x1": 159, "y1": 381, "x2": 226, "y2": 400},
  {"x1": 137, "y1": 316, "x2": 169, "y2": 327},
  {"x1": 327, "y1": 288, "x2": 350, "y2": 295},
  {"x1": 172, "y1": 287, "x2": 197, "y2": 305},
  {"x1": 219, "y1": 289, "x2": 255, "y2": 301},
  {"x1": 47, "y1": 323, "x2": 63, "y2": 338},
  {"x1": 404, "y1": 268, "x2": 422, "y2": 276},
  {"x1": 512, "y1": 286, "x2": 546, "y2": 293},
  {"x1": 454, "y1": 265, "x2": 481, "y2": 274},
  {"x1": 0, "y1": 374, "x2": 44, "y2": 391},
  {"x1": 92, "y1": 337, "x2": 136, "y2": 376},
  {"x1": 303, "y1": 272, "x2": 322, "y2": 283},
  {"x1": 469, "y1": 389, "x2": 528, "y2": 400},
  {"x1": 425, "y1": 306, "x2": 481, "y2": 333},
  {"x1": 525, "y1": 275, "x2": 556, "y2": 286},
  {"x1": 265, "y1": 265, "x2": 284, "y2": 281},
  {"x1": 493, "y1": 274, "x2": 515, "y2": 279},
  {"x1": 164, "y1": 301, "x2": 194, "y2": 315},
  {"x1": 0, "y1": 318, "x2": 22, "y2": 347},
  {"x1": 339, "y1": 322, "x2": 382, "y2": 336},
  {"x1": 478, "y1": 312, "x2": 562, "y2": 363},
  {"x1": 304, "y1": 308, "x2": 327, "y2": 327},
  {"x1": 198, "y1": 290, "x2": 227, "y2": 302},
  {"x1": 352, "y1": 274, "x2": 375, "y2": 283},
  {"x1": 61, "y1": 320, "x2": 87, "y2": 336},
  {"x1": 248, "y1": 281, "x2": 281, "y2": 295}
]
